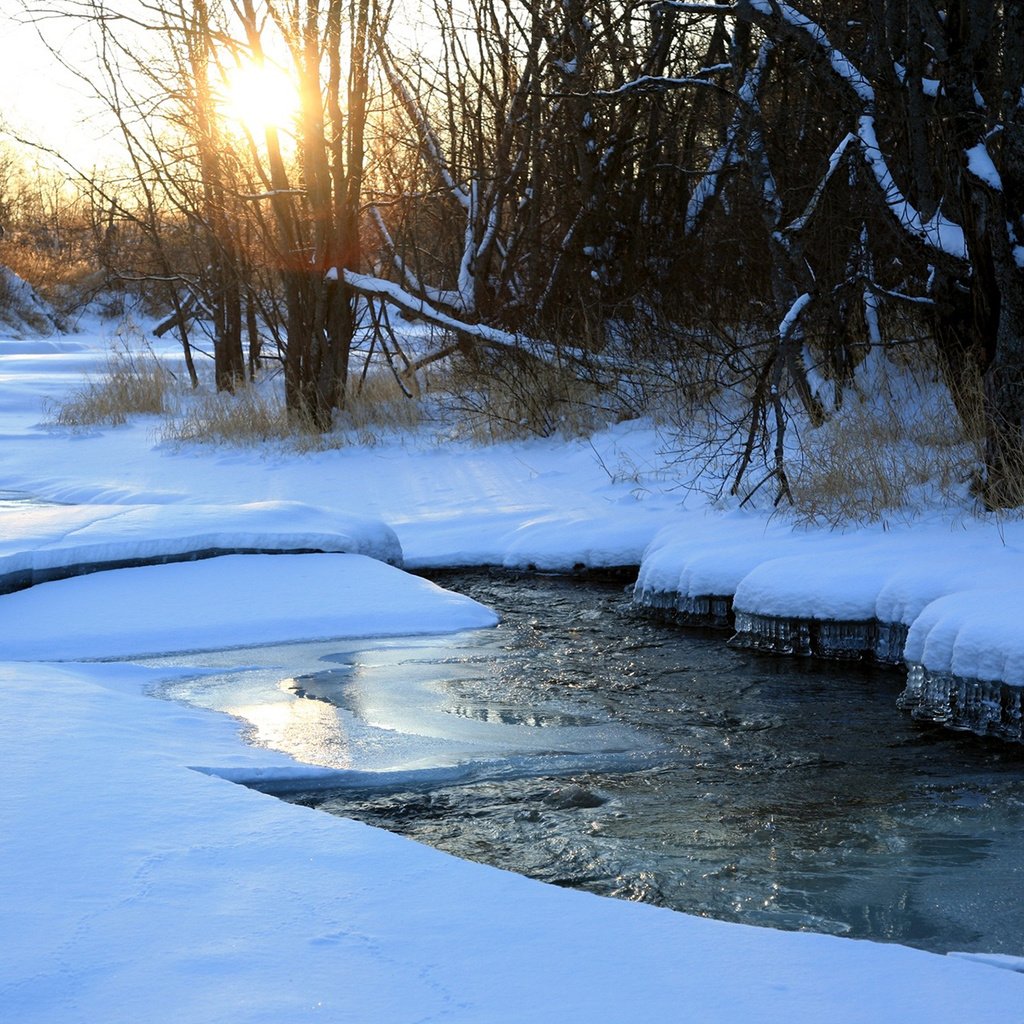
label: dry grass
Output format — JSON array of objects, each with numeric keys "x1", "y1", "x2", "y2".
[
  {"x1": 162, "y1": 384, "x2": 292, "y2": 446},
  {"x1": 788, "y1": 353, "x2": 979, "y2": 524},
  {"x1": 340, "y1": 368, "x2": 427, "y2": 434},
  {"x1": 161, "y1": 366, "x2": 425, "y2": 449},
  {"x1": 50, "y1": 338, "x2": 179, "y2": 427}
]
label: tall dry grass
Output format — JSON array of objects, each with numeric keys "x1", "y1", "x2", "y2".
[
  {"x1": 49, "y1": 338, "x2": 179, "y2": 427},
  {"x1": 788, "y1": 350, "x2": 980, "y2": 524},
  {"x1": 161, "y1": 366, "x2": 425, "y2": 449}
]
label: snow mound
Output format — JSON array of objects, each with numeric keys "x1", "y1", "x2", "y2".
[
  {"x1": 0, "y1": 265, "x2": 60, "y2": 337},
  {"x1": 904, "y1": 588, "x2": 1024, "y2": 687},
  {"x1": 0, "y1": 499, "x2": 403, "y2": 591},
  {"x1": 635, "y1": 512, "x2": 810, "y2": 603},
  {"x1": 0, "y1": 552, "x2": 498, "y2": 660}
]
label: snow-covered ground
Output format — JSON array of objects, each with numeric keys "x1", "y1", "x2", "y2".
[{"x1": 2, "y1": 316, "x2": 1024, "y2": 1022}]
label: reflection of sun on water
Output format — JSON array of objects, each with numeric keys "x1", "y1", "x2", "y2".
[
  {"x1": 229, "y1": 687, "x2": 351, "y2": 769},
  {"x1": 218, "y1": 61, "x2": 301, "y2": 136}
]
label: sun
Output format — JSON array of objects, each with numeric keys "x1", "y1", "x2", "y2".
[{"x1": 218, "y1": 60, "x2": 300, "y2": 136}]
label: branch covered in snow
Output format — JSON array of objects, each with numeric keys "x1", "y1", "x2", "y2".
[
  {"x1": 569, "y1": 74, "x2": 731, "y2": 99},
  {"x1": 737, "y1": 0, "x2": 968, "y2": 263},
  {"x1": 341, "y1": 270, "x2": 597, "y2": 368},
  {"x1": 778, "y1": 292, "x2": 812, "y2": 340},
  {"x1": 685, "y1": 42, "x2": 772, "y2": 235},
  {"x1": 783, "y1": 132, "x2": 856, "y2": 236}
]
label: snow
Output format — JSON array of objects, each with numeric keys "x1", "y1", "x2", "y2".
[
  {"x1": 3, "y1": 321, "x2": 1024, "y2": 1020},
  {"x1": 779, "y1": 291, "x2": 812, "y2": 339},
  {"x1": 0, "y1": 267, "x2": 61, "y2": 337},
  {"x1": 858, "y1": 116, "x2": 968, "y2": 260},
  {"x1": 0, "y1": 500, "x2": 402, "y2": 591},
  {"x1": 966, "y1": 142, "x2": 1003, "y2": 190},
  {"x1": 1, "y1": 553, "x2": 497, "y2": 661},
  {"x1": 903, "y1": 588, "x2": 1024, "y2": 687}
]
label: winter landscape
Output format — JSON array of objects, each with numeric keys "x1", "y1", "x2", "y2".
[
  {"x1": 3, "y1": 304, "x2": 1024, "y2": 1023},
  {"x1": 4, "y1": 1, "x2": 1024, "y2": 1021}
]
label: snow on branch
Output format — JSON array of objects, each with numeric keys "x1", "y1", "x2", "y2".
[
  {"x1": 739, "y1": 0, "x2": 968, "y2": 262},
  {"x1": 857, "y1": 116, "x2": 966, "y2": 259},
  {"x1": 778, "y1": 292, "x2": 812, "y2": 340},
  {"x1": 647, "y1": 2, "x2": 737, "y2": 12},
  {"x1": 744, "y1": 1, "x2": 872, "y2": 102},
  {"x1": 965, "y1": 142, "x2": 1003, "y2": 191},
  {"x1": 783, "y1": 132, "x2": 856, "y2": 235},
  {"x1": 685, "y1": 42, "x2": 772, "y2": 235},
  {"x1": 574, "y1": 74, "x2": 731, "y2": 99},
  {"x1": 367, "y1": 206, "x2": 464, "y2": 310},
  {"x1": 241, "y1": 189, "x2": 307, "y2": 201},
  {"x1": 341, "y1": 271, "x2": 597, "y2": 368},
  {"x1": 375, "y1": 42, "x2": 470, "y2": 215}
]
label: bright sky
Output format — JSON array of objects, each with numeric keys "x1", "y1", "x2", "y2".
[
  {"x1": 1, "y1": 3, "x2": 427, "y2": 166},
  {"x1": 0, "y1": 7, "x2": 123, "y2": 168},
  {"x1": 0, "y1": 0, "x2": 452, "y2": 179}
]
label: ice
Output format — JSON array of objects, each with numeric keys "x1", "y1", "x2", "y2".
[
  {"x1": 731, "y1": 611, "x2": 814, "y2": 656},
  {"x1": 899, "y1": 664, "x2": 1024, "y2": 743},
  {"x1": 731, "y1": 613, "x2": 898, "y2": 664},
  {"x1": 632, "y1": 584, "x2": 733, "y2": 628}
]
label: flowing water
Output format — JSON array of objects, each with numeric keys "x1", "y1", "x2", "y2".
[{"x1": 151, "y1": 570, "x2": 1024, "y2": 955}]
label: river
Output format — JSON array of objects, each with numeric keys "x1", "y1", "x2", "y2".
[{"x1": 150, "y1": 569, "x2": 1024, "y2": 955}]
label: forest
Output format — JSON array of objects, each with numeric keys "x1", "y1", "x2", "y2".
[{"x1": 2, "y1": 0, "x2": 1023, "y2": 514}]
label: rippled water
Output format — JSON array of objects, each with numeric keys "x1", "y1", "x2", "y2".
[{"x1": 152, "y1": 570, "x2": 1024, "y2": 954}]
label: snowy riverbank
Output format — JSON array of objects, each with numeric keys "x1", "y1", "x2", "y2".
[
  {"x1": 635, "y1": 514, "x2": 1024, "y2": 740},
  {"x1": 3, "y1": 322, "x2": 1024, "y2": 1021}
]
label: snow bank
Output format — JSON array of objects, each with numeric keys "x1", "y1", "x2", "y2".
[
  {"x1": 0, "y1": 499, "x2": 403, "y2": 591},
  {"x1": 0, "y1": 265, "x2": 60, "y2": 337},
  {"x1": 637, "y1": 516, "x2": 1024, "y2": 691},
  {"x1": 636, "y1": 511, "x2": 806, "y2": 601},
  {"x1": 0, "y1": 553, "x2": 497, "y2": 660},
  {"x1": 499, "y1": 503, "x2": 671, "y2": 571},
  {"x1": 904, "y1": 588, "x2": 1024, "y2": 687}
]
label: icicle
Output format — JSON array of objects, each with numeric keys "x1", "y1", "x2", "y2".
[{"x1": 899, "y1": 665, "x2": 1024, "y2": 743}]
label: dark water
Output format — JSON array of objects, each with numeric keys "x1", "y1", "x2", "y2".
[{"x1": 155, "y1": 570, "x2": 1024, "y2": 954}]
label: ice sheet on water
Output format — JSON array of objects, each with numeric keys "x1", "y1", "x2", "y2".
[{"x1": 198, "y1": 748, "x2": 679, "y2": 796}]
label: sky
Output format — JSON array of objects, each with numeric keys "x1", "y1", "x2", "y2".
[
  {"x1": 0, "y1": 8, "x2": 108, "y2": 165},
  {"x1": 0, "y1": 0, "x2": 450, "y2": 173}
]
